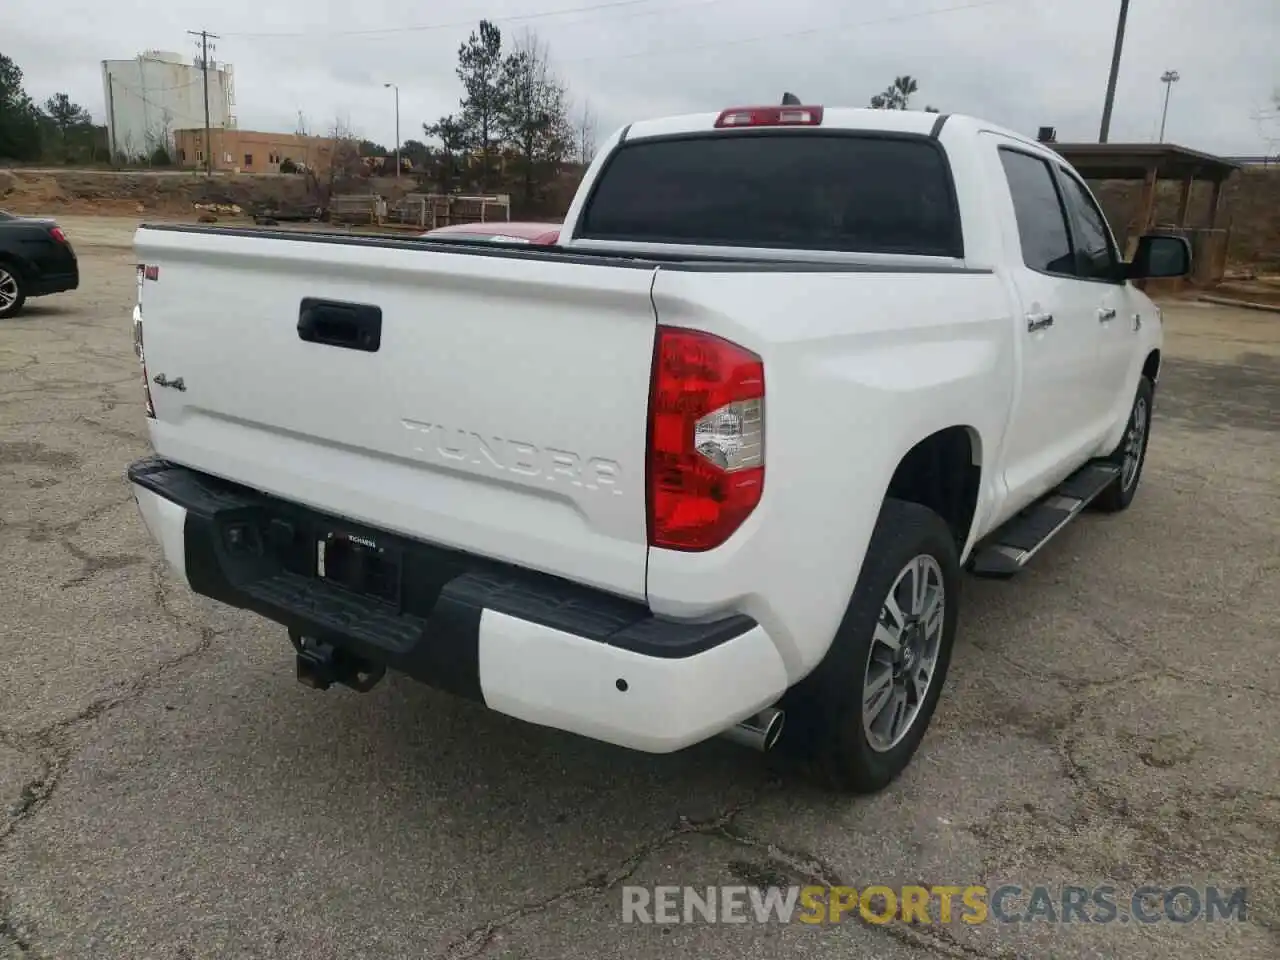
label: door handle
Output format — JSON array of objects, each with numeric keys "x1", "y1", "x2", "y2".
[
  {"x1": 1026, "y1": 312, "x2": 1054, "y2": 332},
  {"x1": 1097, "y1": 307, "x2": 1117, "y2": 322},
  {"x1": 298, "y1": 298, "x2": 382, "y2": 352}
]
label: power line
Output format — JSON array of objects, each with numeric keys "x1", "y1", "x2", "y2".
[
  {"x1": 218, "y1": 0, "x2": 1011, "y2": 53},
  {"x1": 217, "y1": 0, "x2": 665, "y2": 39},
  {"x1": 114, "y1": 77, "x2": 204, "y2": 95},
  {"x1": 186, "y1": 0, "x2": 1017, "y2": 138},
  {"x1": 216, "y1": 0, "x2": 1017, "y2": 61},
  {"x1": 103, "y1": 74, "x2": 217, "y2": 150},
  {"x1": 103, "y1": 78, "x2": 194, "y2": 155},
  {"x1": 103, "y1": 75, "x2": 196, "y2": 160},
  {"x1": 558, "y1": 0, "x2": 1018, "y2": 65},
  {"x1": 109, "y1": 81, "x2": 195, "y2": 113},
  {"x1": 490, "y1": 0, "x2": 728, "y2": 33}
]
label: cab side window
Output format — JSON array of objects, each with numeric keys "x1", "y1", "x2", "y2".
[
  {"x1": 998, "y1": 148, "x2": 1075, "y2": 276},
  {"x1": 1056, "y1": 172, "x2": 1121, "y2": 282}
]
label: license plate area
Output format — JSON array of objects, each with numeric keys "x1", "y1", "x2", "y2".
[{"x1": 317, "y1": 529, "x2": 401, "y2": 607}]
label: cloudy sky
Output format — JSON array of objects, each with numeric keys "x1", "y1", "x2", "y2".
[{"x1": 6, "y1": 0, "x2": 1278, "y2": 155}]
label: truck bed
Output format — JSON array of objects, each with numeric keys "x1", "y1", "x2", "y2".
[{"x1": 134, "y1": 222, "x2": 992, "y2": 607}]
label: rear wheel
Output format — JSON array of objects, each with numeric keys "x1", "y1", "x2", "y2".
[
  {"x1": 778, "y1": 499, "x2": 960, "y2": 794},
  {"x1": 0, "y1": 264, "x2": 26, "y2": 319},
  {"x1": 1093, "y1": 376, "x2": 1153, "y2": 513}
]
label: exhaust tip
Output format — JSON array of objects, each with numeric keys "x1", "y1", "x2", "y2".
[
  {"x1": 762, "y1": 708, "x2": 785, "y2": 751},
  {"x1": 721, "y1": 707, "x2": 785, "y2": 753}
]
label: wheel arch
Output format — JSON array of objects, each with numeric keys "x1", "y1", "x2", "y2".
[
  {"x1": 1142, "y1": 348, "x2": 1161, "y2": 387},
  {"x1": 883, "y1": 425, "x2": 983, "y2": 552}
]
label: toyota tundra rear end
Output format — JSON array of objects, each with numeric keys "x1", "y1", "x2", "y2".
[{"x1": 129, "y1": 101, "x2": 994, "y2": 765}]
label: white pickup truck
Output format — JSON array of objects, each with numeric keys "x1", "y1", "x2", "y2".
[{"x1": 128, "y1": 102, "x2": 1189, "y2": 793}]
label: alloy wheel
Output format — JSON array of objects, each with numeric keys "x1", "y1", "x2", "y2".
[
  {"x1": 1121, "y1": 396, "x2": 1149, "y2": 491},
  {"x1": 861, "y1": 554, "x2": 946, "y2": 753},
  {"x1": 0, "y1": 269, "x2": 18, "y2": 312}
]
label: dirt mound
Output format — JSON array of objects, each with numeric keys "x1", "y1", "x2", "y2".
[
  {"x1": 1, "y1": 172, "x2": 68, "y2": 207},
  {"x1": 0, "y1": 168, "x2": 313, "y2": 218},
  {"x1": 1, "y1": 166, "x2": 583, "y2": 222}
]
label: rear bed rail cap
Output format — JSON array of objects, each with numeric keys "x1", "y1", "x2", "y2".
[{"x1": 134, "y1": 224, "x2": 991, "y2": 275}]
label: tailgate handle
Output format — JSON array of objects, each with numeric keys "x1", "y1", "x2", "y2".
[{"x1": 298, "y1": 298, "x2": 382, "y2": 353}]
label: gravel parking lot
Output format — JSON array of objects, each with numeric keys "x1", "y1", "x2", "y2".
[{"x1": 1, "y1": 217, "x2": 1277, "y2": 960}]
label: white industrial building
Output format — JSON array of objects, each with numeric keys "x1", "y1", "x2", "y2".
[{"x1": 101, "y1": 51, "x2": 236, "y2": 161}]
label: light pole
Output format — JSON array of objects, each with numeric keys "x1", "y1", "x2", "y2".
[
  {"x1": 384, "y1": 82, "x2": 400, "y2": 177},
  {"x1": 1098, "y1": 0, "x2": 1130, "y2": 142},
  {"x1": 1158, "y1": 70, "x2": 1180, "y2": 142}
]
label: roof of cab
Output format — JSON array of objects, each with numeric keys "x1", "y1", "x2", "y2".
[
  {"x1": 624, "y1": 106, "x2": 947, "y2": 141},
  {"x1": 616, "y1": 108, "x2": 1064, "y2": 160}
]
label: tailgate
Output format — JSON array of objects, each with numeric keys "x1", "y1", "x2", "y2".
[{"x1": 134, "y1": 228, "x2": 657, "y2": 599}]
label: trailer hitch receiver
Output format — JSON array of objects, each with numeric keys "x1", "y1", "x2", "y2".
[{"x1": 290, "y1": 632, "x2": 386, "y2": 693}]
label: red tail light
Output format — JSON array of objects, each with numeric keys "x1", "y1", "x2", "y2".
[
  {"x1": 48, "y1": 226, "x2": 67, "y2": 244},
  {"x1": 647, "y1": 326, "x2": 765, "y2": 551},
  {"x1": 715, "y1": 105, "x2": 824, "y2": 129}
]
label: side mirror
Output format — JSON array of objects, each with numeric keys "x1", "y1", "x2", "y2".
[{"x1": 1127, "y1": 233, "x2": 1192, "y2": 280}]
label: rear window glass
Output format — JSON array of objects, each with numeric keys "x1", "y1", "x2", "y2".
[{"x1": 578, "y1": 133, "x2": 962, "y2": 257}]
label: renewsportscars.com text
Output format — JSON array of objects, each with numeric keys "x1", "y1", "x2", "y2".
[{"x1": 621, "y1": 884, "x2": 1248, "y2": 925}]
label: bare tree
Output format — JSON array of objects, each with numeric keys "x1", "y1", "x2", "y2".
[
  {"x1": 306, "y1": 116, "x2": 363, "y2": 212},
  {"x1": 116, "y1": 129, "x2": 142, "y2": 166},
  {"x1": 499, "y1": 29, "x2": 573, "y2": 207},
  {"x1": 574, "y1": 99, "x2": 597, "y2": 166},
  {"x1": 159, "y1": 108, "x2": 175, "y2": 162},
  {"x1": 1252, "y1": 88, "x2": 1280, "y2": 157},
  {"x1": 142, "y1": 124, "x2": 159, "y2": 166}
]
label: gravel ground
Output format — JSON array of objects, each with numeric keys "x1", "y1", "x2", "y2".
[{"x1": 1, "y1": 216, "x2": 1277, "y2": 959}]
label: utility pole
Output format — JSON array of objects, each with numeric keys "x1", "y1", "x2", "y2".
[
  {"x1": 384, "y1": 82, "x2": 400, "y2": 177},
  {"x1": 188, "y1": 29, "x2": 220, "y2": 175},
  {"x1": 1158, "y1": 70, "x2": 1181, "y2": 142},
  {"x1": 1098, "y1": 0, "x2": 1130, "y2": 143},
  {"x1": 103, "y1": 63, "x2": 117, "y2": 161}
]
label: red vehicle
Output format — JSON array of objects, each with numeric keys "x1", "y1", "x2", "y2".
[{"x1": 421, "y1": 221, "x2": 561, "y2": 245}]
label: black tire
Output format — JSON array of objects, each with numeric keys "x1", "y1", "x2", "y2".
[
  {"x1": 777, "y1": 498, "x2": 961, "y2": 794},
  {"x1": 0, "y1": 262, "x2": 26, "y2": 319},
  {"x1": 1093, "y1": 376, "x2": 1154, "y2": 514}
]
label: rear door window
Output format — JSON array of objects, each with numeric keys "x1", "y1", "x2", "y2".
[{"x1": 578, "y1": 133, "x2": 963, "y2": 258}]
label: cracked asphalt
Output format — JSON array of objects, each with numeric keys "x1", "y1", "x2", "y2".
[{"x1": 1, "y1": 216, "x2": 1277, "y2": 959}]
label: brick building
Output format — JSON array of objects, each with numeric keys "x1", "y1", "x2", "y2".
[{"x1": 172, "y1": 128, "x2": 336, "y2": 173}]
